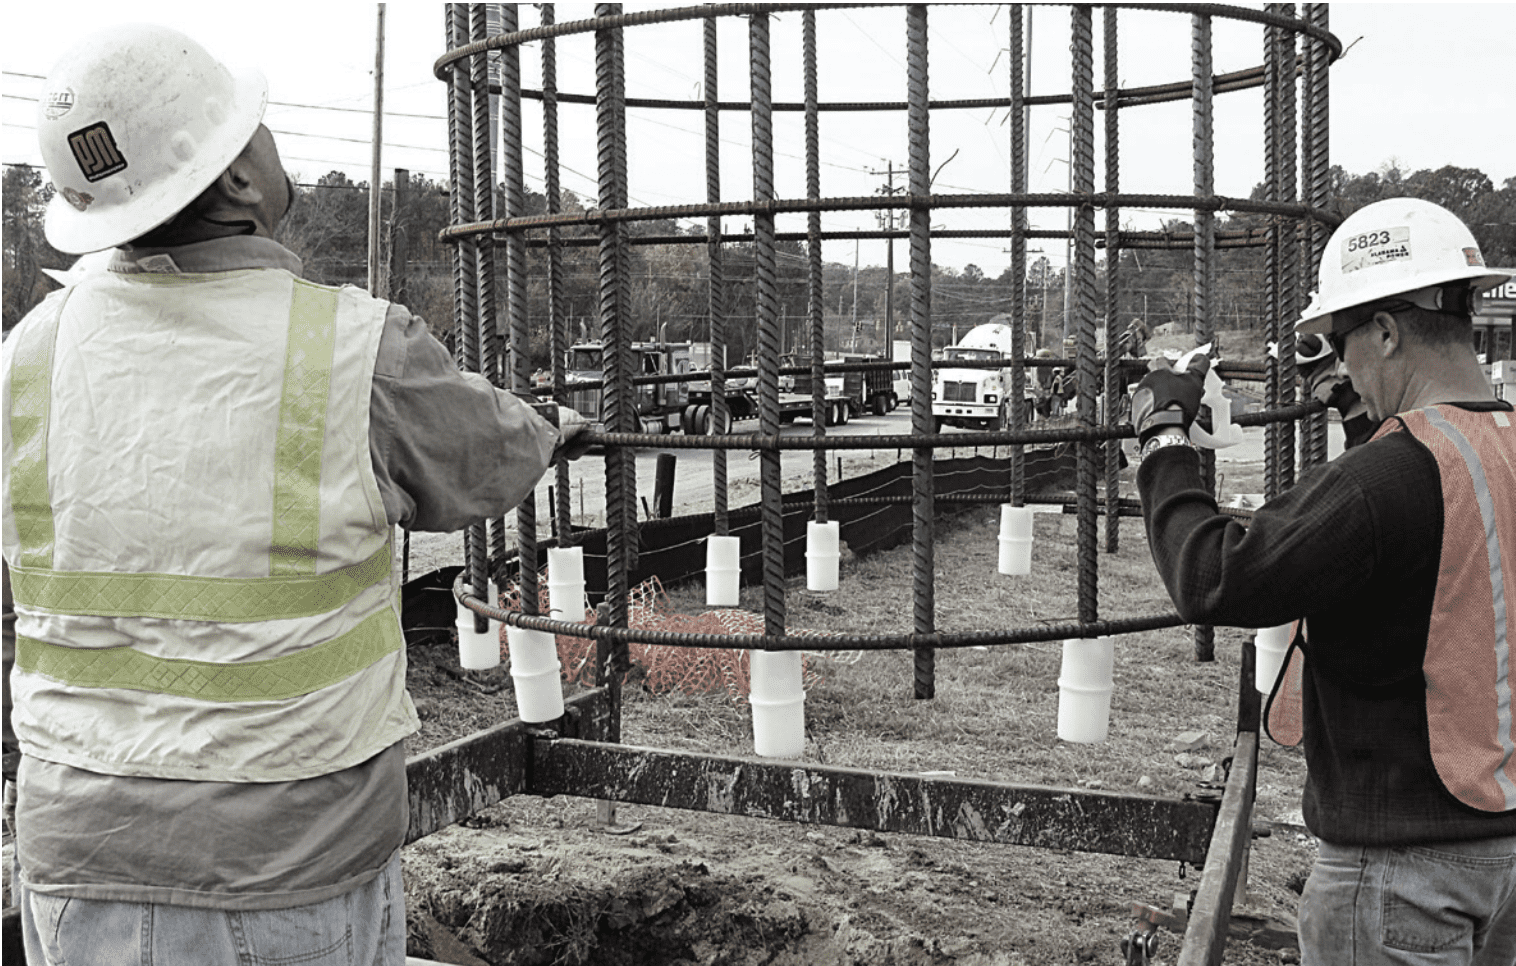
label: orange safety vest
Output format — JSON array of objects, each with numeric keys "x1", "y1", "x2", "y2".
[{"x1": 1265, "y1": 405, "x2": 1516, "y2": 812}]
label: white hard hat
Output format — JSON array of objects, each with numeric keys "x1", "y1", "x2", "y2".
[
  {"x1": 1297, "y1": 197, "x2": 1510, "y2": 335},
  {"x1": 38, "y1": 24, "x2": 268, "y2": 254}
]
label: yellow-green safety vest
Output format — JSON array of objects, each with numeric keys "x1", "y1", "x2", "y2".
[{"x1": 2, "y1": 268, "x2": 417, "y2": 782}]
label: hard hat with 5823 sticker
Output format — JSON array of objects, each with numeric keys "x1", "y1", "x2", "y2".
[{"x1": 1341, "y1": 225, "x2": 1411, "y2": 274}]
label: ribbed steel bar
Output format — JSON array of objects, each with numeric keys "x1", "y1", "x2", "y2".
[
  {"x1": 1071, "y1": 6, "x2": 1099, "y2": 625},
  {"x1": 447, "y1": 5, "x2": 488, "y2": 627},
  {"x1": 1102, "y1": 6, "x2": 1122, "y2": 555},
  {"x1": 1008, "y1": 5, "x2": 1027, "y2": 506},
  {"x1": 496, "y1": 3, "x2": 538, "y2": 614},
  {"x1": 805, "y1": 10, "x2": 830, "y2": 526},
  {"x1": 595, "y1": 3, "x2": 632, "y2": 729},
  {"x1": 542, "y1": 4, "x2": 574, "y2": 546},
  {"x1": 749, "y1": 11, "x2": 787, "y2": 640},
  {"x1": 438, "y1": 3, "x2": 1343, "y2": 79},
  {"x1": 1301, "y1": 3, "x2": 1331, "y2": 468},
  {"x1": 447, "y1": 191, "x2": 1338, "y2": 241},
  {"x1": 907, "y1": 4, "x2": 935, "y2": 699},
  {"x1": 472, "y1": 6, "x2": 509, "y2": 574},
  {"x1": 1262, "y1": 12, "x2": 1282, "y2": 502},
  {"x1": 704, "y1": 16, "x2": 730, "y2": 536},
  {"x1": 1273, "y1": 3, "x2": 1299, "y2": 492},
  {"x1": 1192, "y1": 11, "x2": 1217, "y2": 661}
]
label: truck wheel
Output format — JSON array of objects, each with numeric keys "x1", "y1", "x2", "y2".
[
  {"x1": 694, "y1": 405, "x2": 711, "y2": 435},
  {"x1": 838, "y1": 402, "x2": 851, "y2": 425},
  {"x1": 680, "y1": 405, "x2": 696, "y2": 436},
  {"x1": 871, "y1": 393, "x2": 888, "y2": 417},
  {"x1": 824, "y1": 402, "x2": 838, "y2": 427}
]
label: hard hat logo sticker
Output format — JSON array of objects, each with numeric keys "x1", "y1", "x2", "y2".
[
  {"x1": 67, "y1": 122, "x2": 128, "y2": 183},
  {"x1": 1340, "y1": 225, "x2": 1411, "y2": 275},
  {"x1": 44, "y1": 90, "x2": 75, "y2": 120}
]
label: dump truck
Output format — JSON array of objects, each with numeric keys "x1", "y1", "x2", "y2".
[
  {"x1": 931, "y1": 322, "x2": 1023, "y2": 432},
  {"x1": 564, "y1": 340, "x2": 693, "y2": 434}
]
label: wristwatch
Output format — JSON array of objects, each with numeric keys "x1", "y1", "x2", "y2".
[{"x1": 1138, "y1": 432, "x2": 1197, "y2": 462}]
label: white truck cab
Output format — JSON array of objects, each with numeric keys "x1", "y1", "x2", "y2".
[{"x1": 931, "y1": 323, "x2": 1019, "y2": 432}]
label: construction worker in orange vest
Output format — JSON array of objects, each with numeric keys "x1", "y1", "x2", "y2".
[{"x1": 1131, "y1": 197, "x2": 1516, "y2": 965}]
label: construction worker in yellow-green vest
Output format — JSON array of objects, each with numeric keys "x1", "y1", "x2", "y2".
[
  {"x1": 1132, "y1": 197, "x2": 1516, "y2": 965},
  {"x1": 2, "y1": 24, "x2": 585, "y2": 965}
]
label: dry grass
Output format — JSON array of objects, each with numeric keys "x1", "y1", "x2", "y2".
[{"x1": 608, "y1": 459, "x2": 1305, "y2": 823}]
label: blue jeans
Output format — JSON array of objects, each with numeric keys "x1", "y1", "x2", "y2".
[
  {"x1": 18, "y1": 850, "x2": 404, "y2": 966},
  {"x1": 1300, "y1": 836, "x2": 1516, "y2": 965}
]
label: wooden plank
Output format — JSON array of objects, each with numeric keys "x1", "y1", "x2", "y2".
[
  {"x1": 529, "y1": 738, "x2": 1218, "y2": 863},
  {"x1": 1177, "y1": 730, "x2": 1260, "y2": 966},
  {"x1": 404, "y1": 688, "x2": 611, "y2": 844}
]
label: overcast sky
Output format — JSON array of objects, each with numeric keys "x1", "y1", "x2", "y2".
[{"x1": 4, "y1": 3, "x2": 1511, "y2": 274}]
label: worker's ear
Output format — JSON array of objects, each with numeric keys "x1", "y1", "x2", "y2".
[
  {"x1": 209, "y1": 156, "x2": 265, "y2": 211},
  {"x1": 1372, "y1": 311, "x2": 1401, "y2": 358}
]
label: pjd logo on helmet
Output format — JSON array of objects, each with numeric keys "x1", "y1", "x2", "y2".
[{"x1": 67, "y1": 122, "x2": 127, "y2": 183}]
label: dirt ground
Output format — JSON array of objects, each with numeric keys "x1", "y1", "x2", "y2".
[{"x1": 400, "y1": 436, "x2": 1317, "y2": 965}]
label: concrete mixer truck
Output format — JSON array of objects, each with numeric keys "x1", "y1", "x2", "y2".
[{"x1": 930, "y1": 322, "x2": 1023, "y2": 433}]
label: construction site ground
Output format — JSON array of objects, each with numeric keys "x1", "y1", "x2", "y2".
[{"x1": 401, "y1": 368, "x2": 1325, "y2": 964}]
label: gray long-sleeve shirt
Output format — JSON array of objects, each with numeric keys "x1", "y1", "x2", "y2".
[{"x1": 6, "y1": 236, "x2": 559, "y2": 909}]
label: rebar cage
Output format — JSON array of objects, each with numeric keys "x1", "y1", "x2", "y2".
[{"x1": 420, "y1": 5, "x2": 1340, "y2": 963}]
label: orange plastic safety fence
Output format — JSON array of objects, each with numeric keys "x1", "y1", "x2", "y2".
[{"x1": 500, "y1": 571, "x2": 833, "y2": 704}]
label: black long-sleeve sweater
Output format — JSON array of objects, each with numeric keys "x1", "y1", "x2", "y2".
[{"x1": 1137, "y1": 401, "x2": 1516, "y2": 846}]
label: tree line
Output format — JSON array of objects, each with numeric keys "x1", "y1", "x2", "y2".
[{"x1": 6, "y1": 161, "x2": 1512, "y2": 368}]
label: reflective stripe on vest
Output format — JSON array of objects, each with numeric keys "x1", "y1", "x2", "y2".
[
  {"x1": 13, "y1": 606, "x2": 402, "y2": 702},
  {"x1": 1404, "y1": 406, "x2": 1516, "y2": 812}
]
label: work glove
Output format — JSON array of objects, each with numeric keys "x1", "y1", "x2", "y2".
[
  {"x1": 1131, "y1": 354, "x2": 1210, "y2": 444},
  {"x1": 553, "y1": 404, "x2": 593, "y2": 461},
  {"x1": 1290, "y1": 334, "x2": 1381, "y2": 448}
]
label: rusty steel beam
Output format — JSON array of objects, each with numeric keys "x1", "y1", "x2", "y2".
[
  {"x1": 529, "y1": 738, "x2": 1218, "y2": 864},
  {"x1": 404, "y1": 688, "x2": 613, "y2": 844}
]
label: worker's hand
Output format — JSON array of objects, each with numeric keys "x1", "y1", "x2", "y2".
[
  {"x1": 553, "y1": 405, "x2": 593, "y2": 462},
  {"x1": 1295, "y1": 334, "x2": 1338, "y2": 396},
  {"x1": 1131, "y1": 355, "x2": 1210, "y2": 444}
]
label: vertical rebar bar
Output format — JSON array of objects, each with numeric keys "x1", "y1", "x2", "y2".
[
  {"x1": 1302, "y1": 3, "x2": 1331, "y2": 468},
  {"x1": 496, "y1": 3, "x2": 538, "y2": 615},
  {"x1": 1274, "y1": 4, "x2": 1299, "y2": 491},
  {"x1": 1071, "y1": 5, "x2": 1098, "y2": 625},
  {"x1": 704, "y1": 17, "x2": 729, "y2": 537},
  {"x1": 1262, "y1": 12, "x2": 1282, "y2": 503},
  {"x1": 447, "y1": 5, "x2": 489, "y2": 627},
  {"x1": 1192, "y1": 12, "x2": 1216, "y2": 661},
  {"x1": 542, "y1": 4, "x2": 574, "y2": 546},
  {"x1": 471, "y1": 6, "x2": 508, "y2": 579},
  {"x1": 595, "y1": 3, "x2": 632, "y2": 732},
  {"x1": 907, "y1": 4, "x2": 936, "y2": 698},
  {"x1": 805, "y1": 10, "x2": 830, "y2": 526},
  {"x1": 1102, "y1": 6, "x2": 1122, "y2": 555},
  {"x1": 1008, "y1": 5, "x2": 1027, "y2": 506},
  {"x1": 749, "y1": 11, "x2": 787, "y2": 641}
]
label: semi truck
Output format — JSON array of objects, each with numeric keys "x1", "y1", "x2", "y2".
[
  {"x1": 931, "y1": 322, "x2": 1025, "y2": 433},
  {"x1": 564, "y1": 340, "x2": 864, "y2": 435}
]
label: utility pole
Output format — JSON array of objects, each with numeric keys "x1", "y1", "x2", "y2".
[
  {"x1": 868, "y1": 160, "x2": 906, "y2": 354},
  {"x1": 389, "y1": 168, "x2": 409, "y2": 305},
  {"x1": 367, "y1": 3, "x2": 386, "y2": 295}
]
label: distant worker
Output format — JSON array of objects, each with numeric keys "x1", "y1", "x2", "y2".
[
  {"x1": 1132, "y1": 197, "x2": 1516, "y2": 965},
  {"x1": 1121, "y1": 317, "x2": 1150, "y2": 358},
  {"x1": 2, "y1": 26, "x2": 584, "y2": 965}
]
